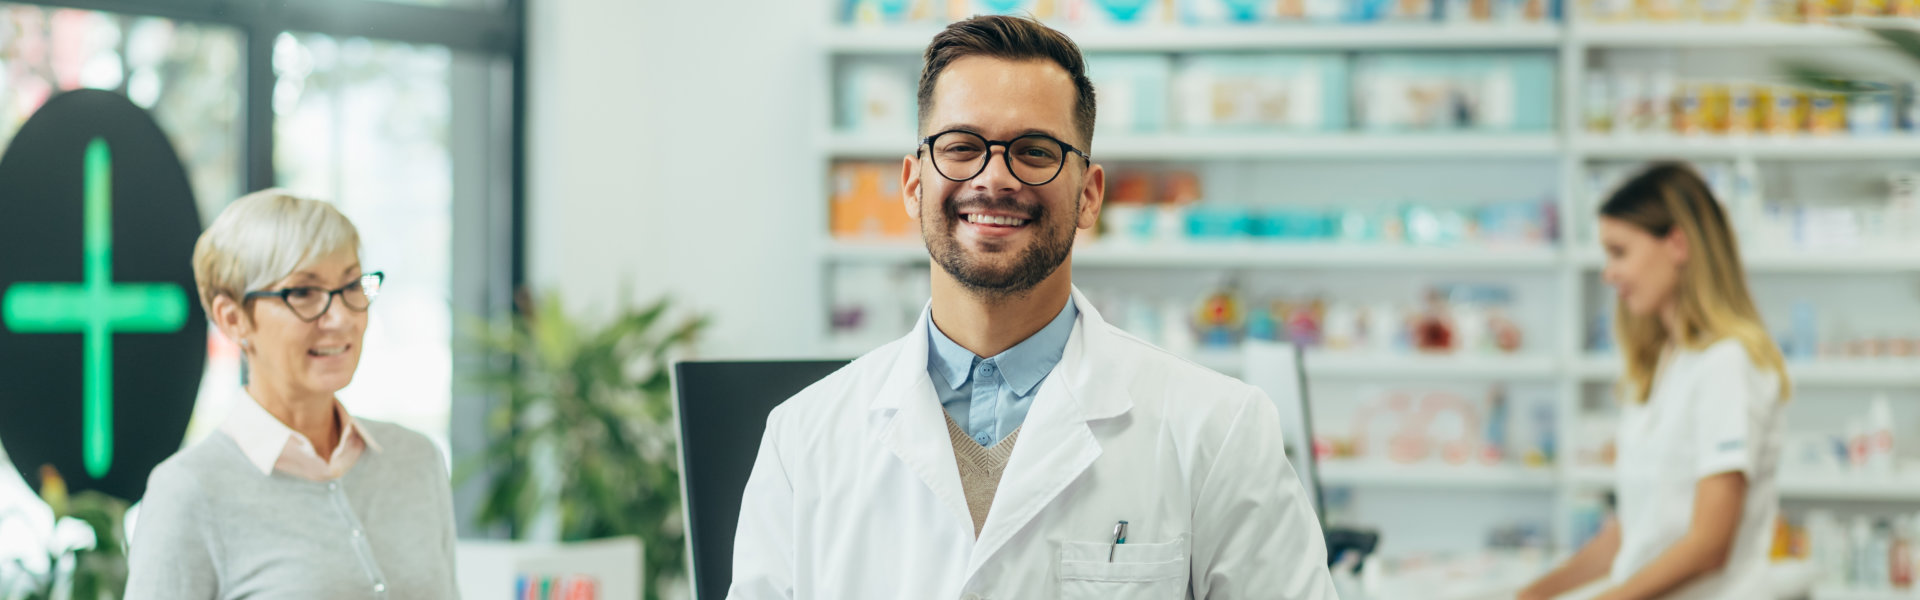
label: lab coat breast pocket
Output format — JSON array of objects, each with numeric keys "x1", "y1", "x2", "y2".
[{"x1": 1057, "y1": 538, "x2": 1189, "y2": 599}]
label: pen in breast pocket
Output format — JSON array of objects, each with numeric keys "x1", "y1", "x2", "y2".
[{"x1": 1108, "y1": 520, "x2": 1128, "y2": 562}]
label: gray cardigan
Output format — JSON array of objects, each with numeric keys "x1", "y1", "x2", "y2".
[{"x1": 124, "y1": 419, "x2": 459, "y2": 599}]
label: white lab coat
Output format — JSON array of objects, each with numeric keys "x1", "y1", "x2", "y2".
[{"x1": 728, "y1": 288, "x2": 1335, "y2": 600}]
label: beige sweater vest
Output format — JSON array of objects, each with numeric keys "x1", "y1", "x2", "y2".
[{"x1": 944, "y1": 414, "x2": 1022, "y2": 538}]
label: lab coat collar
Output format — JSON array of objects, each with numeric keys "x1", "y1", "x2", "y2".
[
  {"x1": 869, "y1": 286, "x2": 1132, "y2": 419},
  {"x1": 869, "y1": 285, "x2": 1134, "y2": 582}
]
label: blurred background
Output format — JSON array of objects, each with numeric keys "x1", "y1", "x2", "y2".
[{"x1": 2, "y1": 0, "x2": 1920, "y2": 599}]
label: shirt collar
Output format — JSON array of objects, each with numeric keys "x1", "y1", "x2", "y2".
[
  {"x1": 219, "y1": 392, "x2": 380, "y2": 477},
  {"x1": 925, "y1": 299, "x2": 1079, "y2": 396}
]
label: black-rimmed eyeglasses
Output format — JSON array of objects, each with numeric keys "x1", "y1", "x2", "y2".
[
  {"x1": 243, "y1": 272, "x2": 384, "y2": 322},
  {"x1": 918, "y1": 130, "x2": 1091, "y2": 187}
]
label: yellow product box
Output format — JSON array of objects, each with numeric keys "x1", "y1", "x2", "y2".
[
  {"x1": 1638, "y1": 0, "x2": 1686, "y2": 19},
  {"x1": 1761, "y1": 86, "x2": 1805, "y2": 135},
  {"x1": 1807, "y1": 92, "x2": 1847, "y2": 135},
  {"x1": 1726, "y1": 83, "x2": 1759, "y2": 135}
]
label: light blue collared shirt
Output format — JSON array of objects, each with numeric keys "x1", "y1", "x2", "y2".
[{"x1": 926, "y1": 299, "x2": 1079, "y2": 448}]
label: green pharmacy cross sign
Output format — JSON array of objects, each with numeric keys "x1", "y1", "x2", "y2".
[
  {"x1": 0, "y1": 90, "x2": 207, "y2": 501},
  {"x1": 3, "y1": 138, "x2": 190, "y2": 479}
]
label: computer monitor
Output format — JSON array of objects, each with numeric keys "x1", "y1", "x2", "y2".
[
  {"x1": 672, "y1": 360, "x2": 847, "y2": 600},
  {"x1": 1238, "y1": 341, "x2": 1324, "y2": 520}
]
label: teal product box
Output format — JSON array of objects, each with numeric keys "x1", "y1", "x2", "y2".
[
  {"x1": 837, "y1": 58, "x2": 919, "y2": 136},
  {"x1": 1087, "y1": 54, "x2": 1174, "y2": 135},
  {"x1": 1186, "y1": 206, "x2": 1255, "y2": 239},
  {"x1": 1086, "y1": 0, "x2": 1173, "y2": 24},
  {"x1": 1181, "y1": 0, "x2": 1280, "y2": 22}
]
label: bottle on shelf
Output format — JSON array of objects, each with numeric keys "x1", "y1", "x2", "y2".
[{"x1": 1892, "y1": 516, "x2": 1914, "y2": 590}]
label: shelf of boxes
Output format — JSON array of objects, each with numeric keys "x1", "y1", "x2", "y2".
[
  {"x1": 1575, "y1": 135, "x2": 1920, "y2": 160},
  {"x1": 825, "y1": 23, "x2": 1565, "y2": 53},
  {"x1": 827, "y1": 132, "x2": 1565, "y2": 160},
  {"x1": 817, "y1": 1, "x2": 1920, "y2": 559},
  {"x1": 1571, "y1": 467, "x2": 1920, "y2": 501},
  {"x1": 1194, "y1": 349, "x2": 1561, "y2": 378},
  {"x1": 828, "y1": 240, "x2": 1566, "y2": 269},
  {"x1": 1575, "y1": 355, "x2": 1920, "y2": 387},
  {"x1": 1576, "y1": 248, "x2": 1920, "y2": 273},
  {"x1": 1570, "y1": 22, "x2": 1887, "y2": 47},
  {"x1": 1810, "y1": 586, "x2": 1920, "y2": 600},
  {"x1": 1319, "y1": 461, "x2": 1561, "y2": 490}
]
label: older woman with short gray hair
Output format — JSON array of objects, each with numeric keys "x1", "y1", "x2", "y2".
[{"x1": 126, "y1": 189, "x2": 457, "y2": 599}]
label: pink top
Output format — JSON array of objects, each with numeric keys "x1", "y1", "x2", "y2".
[{"x1": 219, "y1": 393, "x2": 380, "y2": 481}]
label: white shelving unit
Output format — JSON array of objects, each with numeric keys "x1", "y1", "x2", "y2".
[
  {"x1": 828, "y1": 239, "x2": 1566, "y2": 269},
  {"x1": 1320, "y1": 462, "x2": 1560, "y2": 490},
  {"x1": 826, "y1": 23, "x2": 1564, "y2": 52},
  {"x1": 828, "y1": 132, "x2": 1564, "y2": 159},
  {"x1": 1576, "y1": 356, "x2": 1920, "y2": 386},
  {"x1": 1576, "y1": 248, "x2": 1920, "y2": 273},
  {"x1": 1570, "y1": 22, "x2": 1885, "y2": 47},
  {"x1": 1810, "y1": 586, "x2": 1920, "y2": 600},
  {"x1": 1571, "y1": 467, "x2": 1920, "y2": 501},
  {"x1": 816, "y1": 11, "x2": 1920, "y2": 556},
  {"x1": 1576, "y1": 135, "x2": 1920, "y2": 160}
]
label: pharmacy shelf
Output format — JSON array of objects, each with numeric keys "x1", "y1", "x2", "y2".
[
  {"x1": 1319, "y1": 462, "x2": 1560, "y2": 490},
  {"x1": 1570, "y1": 23, "x2": 1885, "y2": 47},
  {"x1": 1576, "y1": 355, "x2": 1920, "y2": 387},
  {"x1": 827, "y1": 240, "x2": 1564, "y2": 270},
  {"x1": 1192, "y1": 349, "x2": 1559, "y2": 380},
  {"x1": 825, "y1": 24, "x2": 1563, "y2": 53},
  {"x1": 1575, "y1": 135, "x2": 1920, "y2": 160},
  {"x1": 825, "y1": 133, "x2": 1563, "y2": 160},
  {"x1": 1571, "y1": 468, "x2": 1920, "y2": 501},
  {"x1": 1811, "y1": 586, "x2": 1920, "y2": 600},
  {"x1": 1576, "y1": 249, "x2": 1920, "y2": 273}
]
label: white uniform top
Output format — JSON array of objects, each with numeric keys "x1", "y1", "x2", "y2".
[{"x1": 1610, "y1": 338, "x2": 1785, "y2": 600}]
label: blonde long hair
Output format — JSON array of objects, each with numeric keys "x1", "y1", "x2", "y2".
[{"x1": 1601, "y1": 163, "x2": 1790, "y2": 403}]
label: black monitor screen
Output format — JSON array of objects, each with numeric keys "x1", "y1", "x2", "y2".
[{"x1": 673, "y1": 360, "x2": 847, "y2": 599}]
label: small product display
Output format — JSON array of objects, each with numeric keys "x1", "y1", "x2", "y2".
[
  {"x1": 1587, "y1": 163, "x2": 1920, "y2": 255},
  {"x1": 1311, "y1": 384, "x2": 1557, "y2": 468},
  {"x1": 1353, "y1": 52, "x2": 1558, "y2": 132},
  {"x1": 1087, "y1": 282, "x2": 1530, "y2": 357},
  {"x1": 1087, "y1": 54, "x2": 1175, "y2": 134},
  {"x1": 842, "y1": 0, "x2": 1557, "y2": 25},
  {"x1": 1801, "y1": 510, "x2": 1920, "y2": 591},
  {"x1": 1780, "y1": 394, "x2": 1915, "y2": 480},
  {"x1": 828, "y1": 263, "x2": 932, "y2": 348},
  {"x1": 1585, "y1": 72, "x2": 1920, "y2": 138},
  {"x1": 1174, "y1": 53, "x2": 1350, "y2": 133},
  {"x1": 829, "y1": 162, "x2": 918, "y2": 240},
  {"x1": 516, "y1": 574, "x2": 599, "y2": 600},
  {"x1": 836, "y1": 59, "x2": 919, "y2": 136},
  {"x1": 1578, "y1": 0, "x2": 1919, "y2": 21}
]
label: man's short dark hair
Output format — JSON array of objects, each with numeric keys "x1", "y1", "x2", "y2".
[{"x1": 917, "y1": 15, "x2": 1097, "y2": 149}]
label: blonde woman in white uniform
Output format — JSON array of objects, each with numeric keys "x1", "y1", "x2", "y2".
[{"x1": 1520, "y1": 162, "x2": 1791, "y2": 600}]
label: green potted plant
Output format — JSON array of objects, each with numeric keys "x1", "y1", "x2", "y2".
[
  {"x1": 461, "y1": 291, "x2": 705, "y2": 600},
  {"x1": 0, "y1": 466, "x2": 130, "y2": 600},
  {"x1": 1783, "y1": 18, "x2": 1920, "y2": 92}
]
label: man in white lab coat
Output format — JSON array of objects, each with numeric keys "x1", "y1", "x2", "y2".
[{"x1": 728, "y1": 15, "x2": 1336, "y2": 600}]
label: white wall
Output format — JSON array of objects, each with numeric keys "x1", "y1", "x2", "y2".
[{"x1": 527, "y1": 0, "x2": 826, "y2": 358}]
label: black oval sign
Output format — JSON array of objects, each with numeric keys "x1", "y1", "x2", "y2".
[{"x1": 0, "y1": 89, "x2": 208, "y2": 501}]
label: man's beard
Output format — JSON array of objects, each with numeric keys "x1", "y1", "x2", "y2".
[{"x1": 921, "y1": 189, "x2": 1077, "y2": 301}]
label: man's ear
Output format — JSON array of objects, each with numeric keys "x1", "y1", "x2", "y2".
[
  {"x1": 1076, "y1": 162, "x2": 1105, "y2": 231},
  {"x1": 902, "y1": 154, "x2": 922, "y2": 220}
]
